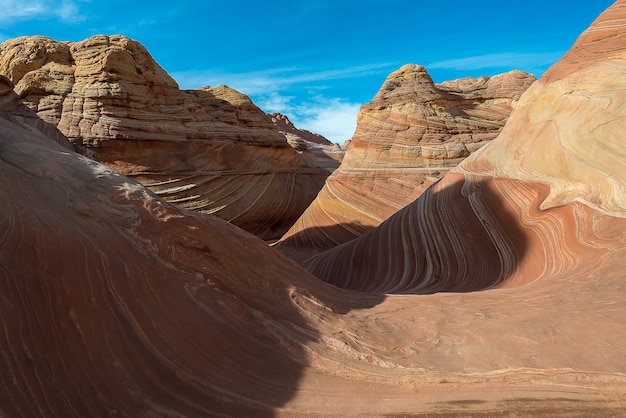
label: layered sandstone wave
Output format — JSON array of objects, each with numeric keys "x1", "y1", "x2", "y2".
[
  {"x1": 1, "y1": 2, "x2": 626, "y2": 416},
  {"x1": 0, "y1": 35, "x2": 328, "y2": 239},
  {"x1": 276, "y1": 66, "x2": 535, "y2": 261},
  {"x1": 304, "y1": 3, "x2": 626, "y2": 294}
]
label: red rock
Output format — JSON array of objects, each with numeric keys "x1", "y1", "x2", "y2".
[
  {"x1": 1, "y1": 3, "x2": 626, "y2": 416},
  {"x1": 270, "y1": 111, "x2": 334, "y2": 145},
  {"x1": 303, "y1": 3, "x2": 626, "y2": 293},
  {"x1": 0, "y1": 35, "x2": 328, "y2": 239},
  {"x1": 271, "y1": 112, "x2": 345, "y2": 173},
  {"x1": 275, "y1": 66, "x2": 534, "y2": 262}
]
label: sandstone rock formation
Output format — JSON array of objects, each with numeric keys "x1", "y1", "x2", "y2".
[
  {"x1": 0, "y1": 35, "x2": 328, "y2": 239},
  {"x1": 303, "y1": 4, "x2": 626, "y2": 293},
  {"x1": 271, "y1": 111, "x2": 334, "y2": 145},
  {"x1": 271, "y1": 112, "x2": 345, "y2": 173},
  {"x1": 275, "y1": 66, "x2": 535, "y2": 262},
  {"x1": 2, "y1": 2, "x2": 626, "y2": 416}
]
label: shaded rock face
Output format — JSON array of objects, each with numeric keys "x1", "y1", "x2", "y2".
[
  {"x1": 271, "y1": 112, "x2": 345, "y2": 173},
  {"x1": 0, "y1": 75, "x2": 343, "y2": 415},
  {"x1": 0, "y1": 74, "x2": 90, "y2": 156},
  {"x1": 275, "y1": 66, "x2": 535, "y2": 262},
  {"x1": 0, "y1": 34, "x2": 328, "y2": 239},
  {"x1": 2, "y1": 3, "x2": 626, "y2": 416}
]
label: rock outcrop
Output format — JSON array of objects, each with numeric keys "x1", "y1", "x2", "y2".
[
  {"x1": 303, "y1": 3, "x2": 626, "y2": 293},
  {"x1": 2, "y1": 3, "x2": 626, "y2": 416},
  {"x1": 271, "y1": 111, "x2": 333, "y2": 145},
  {"x1": 0, "y1": 35, "x2": 328, "y2": 239},
  {"x1": 276, "y1": 66, "x2": 535, "y2": 261},
  {"x1": 271, "y1": 112, "x2": 345, "y2": 173}
]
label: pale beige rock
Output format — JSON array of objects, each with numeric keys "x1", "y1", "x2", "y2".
[
  {"x1": 0, "y1": 35, "x2": 328, "y2": 239},
  {"x1": 303, "y1": 2, "x2": 626, "y2": 293}
]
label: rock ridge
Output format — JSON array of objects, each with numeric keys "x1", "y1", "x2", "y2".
[
  {"x1": 276, "y1": 65, "x2": 535, "y2": 261},
  {"x1": 0, "y1": 34, "x2": 328, "y2": 239},
  {"x1": 270, "y1": 112, "x2": 345, "y2": 173},
  {"x1": 1, "y1": 3, "x2": 626, "y2": 415}
]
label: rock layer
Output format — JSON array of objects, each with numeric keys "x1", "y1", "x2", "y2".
[
  {"x1": 275, "y1": 66, "x2": 534, "y2": 261},
  {"x1": 2, "y1": 3, "x2": 626, "y2": 416},
  {"x1": 271, "y1": 112, "x2": 345, "y2": 173},
  {"x1": 0, "y1": 35, "x2": 328, "y2": 239},
  {"x1": 303, "y1": 3, "x2": 626, "y2": 294},
  {"x1": 271, "y1": 112, "x2": 334, "y2": 146}
]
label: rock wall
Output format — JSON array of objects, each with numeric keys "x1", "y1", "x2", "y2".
[
  {"x1": 276, "y1": 66, "x2": 535, "y2": 261},
  {"x1": 0, "y1": 35, "x2": 328, "y2": 239},
  {"x1": 1, "y1": 2, "x2": 626, "y2": 415},
  {"x1": 303, "y1": 2, "x2": 626, "y2": 294}
]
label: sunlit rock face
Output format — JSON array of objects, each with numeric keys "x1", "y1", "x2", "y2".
[
  {"x1": 270, "y1": 111, "x2": 345, "y2": 173},
  {"x1": 0, "y1": 35, "x2": 328, "y2": 239},
  {"x1": 2, "y1": 3, "x2": 626, "y2": 416},
  {"x1": 304, "y1": 2, "x2": 626, "y2": 294},
  {"x1": 275, "y1": 66, "x2": 535, "y2": 262}
]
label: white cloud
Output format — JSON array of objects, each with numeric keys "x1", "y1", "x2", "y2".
[
  {"x1": 171, "y1": 62, "x2": 394, "y2": 93},
  {"x1": 170, "y1": 63, "x2": 390, "y2": 143},
  {"x1": 0, "y1": 0, "x2": 86, "y2": 23},
  {"x1": 295, "y1": 98, "x2": 360, "y2": 144},
  {"x1": 257, "y1": 92, "x2": 296, "y2": 112},
  {"x1": 428, "y1": 52, "x2": 564, "y2": 72},
  {"x1": 257, "y1": 93, "x2": 359, "y2": 144}
]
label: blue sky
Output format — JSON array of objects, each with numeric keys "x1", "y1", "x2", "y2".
[{"x1": 0, "y1": 0, "x2": 615, "y2": 143}]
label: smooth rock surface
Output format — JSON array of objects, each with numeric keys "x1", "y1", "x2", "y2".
[
  {"x1": 0, "y1": 35, "x2": 328, "y2": 239},
  {"x1": 1, "y1": 2, "x2": 626, "y2": 416},
  {"x1": 303, "y1": 3, "x2": 626, "y2": 293},
  {"x1": 275, "y1": 66, "x2": 535, "y2": 262}
]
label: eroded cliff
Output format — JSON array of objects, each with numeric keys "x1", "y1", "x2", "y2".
[
  {"x1": 276, "y1": 66, "x2": 535, "y2": 262},
  {"x1": 0, "y1": 35, "x2": 328, "y2": 239},
  {"x1": 1, "y1": 2, "x2": 625, "y2": 416}
]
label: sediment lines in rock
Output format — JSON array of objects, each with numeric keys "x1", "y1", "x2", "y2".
[
  {"x1": 0, "y1": 74, "x2": 329, "y2": 414},
  {"x1": 304, "y1": 172, "x2": 624, "y2": 294},
  {"x1": 0, "y1": 35, "x2": 328, "y2": 239},
  {"x1": 1, "y1": 2, "x2": 626, "y2": 416},
  {"x1": 275, "y1": 66, "x2": 535, "y2": 261},
  {"x1": 303, "y1": 2, "x2": 626, "y2": 295}
]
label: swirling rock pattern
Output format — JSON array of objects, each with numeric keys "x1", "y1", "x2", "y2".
[
  {"x1": 304, "y1": 2, "x2": 626, "y2": 294},
  {"x1": 275, "y1": 66, "x2": 534, "y2": 261},
  {"x1": 2, "y1": 3, "x2": 626, "y2": 416},
  {"x1": 2, "y1": 62, "x2": 626, "y2": 415},
  {"x1": 0, "y1": 35, "x2": 328, "y2": 239}
]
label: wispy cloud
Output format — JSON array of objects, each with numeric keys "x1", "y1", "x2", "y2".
[
  {"x1": 171, "y1": 62, "x2": 394, "y2": 93},
  {"x1": 258, "y1": 93, "x2": 360, "y2": 143},
  {"x1": 0, "y1": 0, "x2": 87, "y2": 23},
  {"x1": 170, "y1": 63, "x2": 390, "y2": 143},
  {"x1": 428, "y1": 52, "x2": 564, "y2": 72},
  {"x1": 300, "y1": 99, "x2": 360, "y2": 144}
]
